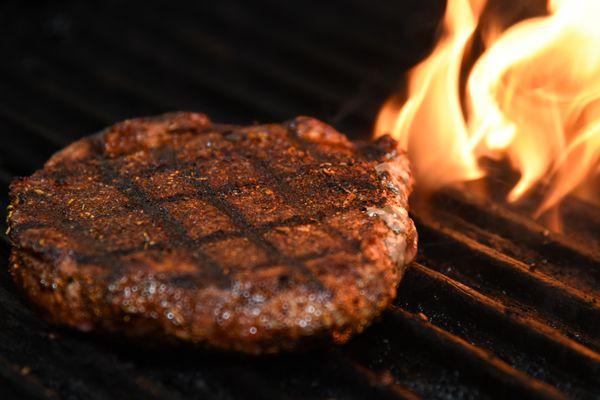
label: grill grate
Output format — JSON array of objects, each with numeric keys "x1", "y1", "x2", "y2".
[{"x1": 0, "y1": 1, "x2": 599, "y2": 399}]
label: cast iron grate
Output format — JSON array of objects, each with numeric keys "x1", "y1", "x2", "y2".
[{"x1": 0, "y1": 1, "x2": 598, "y2": 399}]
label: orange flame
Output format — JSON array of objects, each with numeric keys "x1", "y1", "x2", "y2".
[{"x1": 375, "y1": 0, "x2": 600, "y2": 218}]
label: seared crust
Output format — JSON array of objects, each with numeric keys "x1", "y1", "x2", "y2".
[{"x1": 7, "y1": 112, "x2": 417, "y2": 354}]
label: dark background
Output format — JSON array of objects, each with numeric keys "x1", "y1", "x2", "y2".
[{"x1": 0, "y1": 0, "x2": 443, "y2": 181}]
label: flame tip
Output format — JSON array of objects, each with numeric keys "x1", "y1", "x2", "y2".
[{"x1": 375, "y1": 0, "x2": 600, "y2": 224}]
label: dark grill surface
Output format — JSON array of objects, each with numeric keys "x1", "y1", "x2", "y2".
[{"x1": 0, "y1": 1, "x2": 598, "y2": 399}]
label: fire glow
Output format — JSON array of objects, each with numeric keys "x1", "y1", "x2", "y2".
[{"x1": 375, "y1": 0, "x2": 600, "y2": 220}]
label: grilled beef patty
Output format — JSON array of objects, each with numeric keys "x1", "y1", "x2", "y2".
[{"x1": 7, "y1": 112, "x2": 417, "y2": 353}]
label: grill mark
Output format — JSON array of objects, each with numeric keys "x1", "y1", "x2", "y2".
[
  {"x1": 43, "y1": 127, "x2": 217, "y2": 180},
  {"x1": 167, "y1": 247, "x2": 350, "y2": 288},
  {"x1": 46, "y1": 161, "x2": 375, "y2": 197},
  {"x1": 74, "y1": 242, "x2": 167, "y2": 265},
  {"x1": 144, "y1": 142, "x2": 296, "y2": 283},
  {"x1": 250, "y1": 247, "x2": 353, "y2": 273},
  {"x1": 13, "y1": 119, "x2": 389, "y2": 295},
  {"x1": 97, "y1": 160, "x2": 229, "y2": 287},
  {"x1": 165, "y1": 126, "x2": 215, "y2": 136},
  {"x1": 9, "y1": 194, "x2": 121, "y2": 280},
  {"x1": 22, "y1": 172, "x2": 377, "y2": 224},
  {"x1": 251, "y1": 155, "x2": 361, "y2": 252},
  {"x1": 132, "y1": 158, "x2": 331, "y2": 180},
  {"x1": 285, "y1": 122, "x2": 332, "y2": 161},
  {"x1": 10, "y1": 182, "x2": 106, "y2": 261},
  {"x1": 283, "y1": 123, "x2": 367, "y2": 250},
  {"x1": 188, "y1": 176, "x2": 278, "y2": 253},
  {"x1": 180, "y1": 172, "x2": 326, "y2": 290},
  {"x1": 155, "y1": 142, "x2": 324, "y2": 290},
  {"x1": 15, "y1": 128, "x2": 371, "y2": 271},
  {"x1": 233, "y1": 143, "x2": 342, "y2": 291},
  {"x1": 8, "y1": 221, "x2": 50, "y2": 238},
  {"x1": 71, "y1": 205, "x2": 361, "y2": 265}
]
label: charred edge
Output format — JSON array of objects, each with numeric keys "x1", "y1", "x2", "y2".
[
  {"x1": 9, "y1": 184, "x2": 106, "y2": 263},
  {"x1": 73, "y1": 242, "x2": 168, "y2": 265},
  {"x1": 356, "y1": 135, "x2": 399, "y2": 162},
  {"x1": 284, "y1": 121, "x2": 335, "y2": 163},
  {"x1": 7, "y1": 221, "x2": 50, "y2": 241}
]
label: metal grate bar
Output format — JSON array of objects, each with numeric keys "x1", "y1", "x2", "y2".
[
  {"x1": 385, "y1": 307, "x2": 566, "y2": 400},
  {"x1": 327, "y1": 352, "x2": 421, "y2": 400},
  {"x1": 421, "y1": 199, "x2": 600, "y2": 299},
  {"x1": 399, "y1": 263, "x2": 600, "y2": 383},
  {"x1": 434, "y1": 189, "x2": 600, "y2": 264},
  {"x1": 416, "y1": 217, "x2": 600, "y2": 341},
  {"x1": 0, "y1": 279, "x2": 187, "y2": 400},
  {"x1": 0, "y1": 355, "x2": 59, "y2": 400}
]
